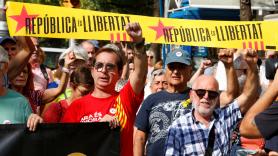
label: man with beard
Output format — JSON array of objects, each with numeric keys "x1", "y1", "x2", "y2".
[
  {"x1": 165, "y1": 48, "x2": 259, "y2": 156},
  {"x1": 134, "y1": 48, "x2": 239, "y2": 156}
]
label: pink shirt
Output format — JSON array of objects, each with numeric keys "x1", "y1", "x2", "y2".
[{"x1": 32, "y1": 66, "x2": 53, "y2": 91}]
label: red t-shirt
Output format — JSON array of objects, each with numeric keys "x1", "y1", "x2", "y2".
[
  {"x1": 61, "y1": 81, "x2": 143, "y2": 156},
  {"x1": 43, "y1": 100, "x2": 69, "y2": 123}
]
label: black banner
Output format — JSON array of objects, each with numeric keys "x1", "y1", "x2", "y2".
[{"x1": 0, "y1": 123, "x2": 120, "y2": 156}]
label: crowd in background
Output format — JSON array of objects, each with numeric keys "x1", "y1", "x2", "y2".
[{"x1": 0, "y1": 22, "x2": 278, "y2": 156}]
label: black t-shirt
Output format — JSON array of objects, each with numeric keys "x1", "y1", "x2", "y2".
[
  {"x1": 135, "y1": 90, "x2": 191, "y2": 156},
  {"x1": 255, "y1": 101, "x2": 278, "y2": 152}
]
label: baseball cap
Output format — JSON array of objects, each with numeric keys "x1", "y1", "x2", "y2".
[
  {"x1": 58, "y1": 46, "x2": 88, "y2": 65},
  {"x1": 0, "y1": 46, "x2": 9, "y2": 63},
  {"x1": 165, "y1": 48, "x2": 191, "y2": 65},
  {"x1": 0, "y1": 36, "x2": 16, "y2": 45}
]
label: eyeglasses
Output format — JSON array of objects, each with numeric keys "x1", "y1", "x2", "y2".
[
  {"x1": 94, "y1": 62, "x2": 116, "y2": 72},
  {"x1": 193, "y1": 89, "x2": 219, "y2": 100},
  {"x1": 4, "y1": 47, "x2": 16, "y2": 51},
  {"x1": 147, "y1": 56, "x2": 153, "y2": 59}
]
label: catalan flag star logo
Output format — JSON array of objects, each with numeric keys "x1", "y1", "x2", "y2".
[
  {"x1": 149, "y1": 20, "x2": 174, "y2": 40},
  {"x1": 9, "y1": 6, "x2": 39, "y2": 33}
]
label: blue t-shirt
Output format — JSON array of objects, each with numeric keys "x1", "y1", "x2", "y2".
[
  {"x1": 0, "y1": 89, "x2": 32, "y2": 124},
  {"x1": 135, "y1": 90, "x2": 191, "y2": 156}
]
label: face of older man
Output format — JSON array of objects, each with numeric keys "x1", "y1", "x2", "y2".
[
  {"x1": 165, "y1": 62, "x2": 192, "y2": 88},
  {"x1": 190, "y1": 75, "x2": 219, "y2": 118}
]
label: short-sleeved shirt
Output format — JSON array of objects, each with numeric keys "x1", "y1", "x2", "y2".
[
  {"x1": 255, "y1": 101, "x2": 278, "y2": 152},
  {"x1": 135, "y1": 90, "x2": 191, "y2": 156},
  {"x1": 62, "y1": 81, "x2": 143, "y2": 156},
  {"x1": 0, "y1": 89, "x2": 32, "y2": 124},
  {"x1": 165, "y1": 100, "x2": 242, "y2": 156}
]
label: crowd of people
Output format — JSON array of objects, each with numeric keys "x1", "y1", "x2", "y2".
[{"x1": 0, "y1": 22, "x2": 277, "y2": 156}]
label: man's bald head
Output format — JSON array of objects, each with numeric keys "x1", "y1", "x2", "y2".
[{"x1": 192, "y1": 75, "x2": 219, "y2": 92}]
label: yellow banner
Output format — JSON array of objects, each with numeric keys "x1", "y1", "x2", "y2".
[{"x1": 6, "y1": 2, "x2": 278, "y2": 50}]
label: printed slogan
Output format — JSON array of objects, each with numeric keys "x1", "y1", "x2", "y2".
[{"x1": 6, "y1": 2, "x2": 278, "y2": 50}]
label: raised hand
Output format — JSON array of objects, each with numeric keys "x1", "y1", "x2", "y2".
[
  {"x1": 200, "y1": 59, "x2": 213, "y2": 70},
  {"x1": 242, "y1": 48, "x2": 258, "y2": 68},
  {"x1": 125, "y1": 22, "x2": 143, "y2": 43},
  {"x1": 120, "y1": 42, "x2": 128, "y2": 57},
  {"x1": 218, "y1": 48, "x2": 236, "y2": 67},
  {"x1": 64, "y1": 51, "x2": 76, "y2": 68}
]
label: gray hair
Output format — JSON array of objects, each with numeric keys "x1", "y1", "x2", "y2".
[
  {"x1": 150, "y1": 69, "x2": 165, "y2": 84},
  {"x1": 59, "y1": 45, "x2": 89, "y2": 62}
]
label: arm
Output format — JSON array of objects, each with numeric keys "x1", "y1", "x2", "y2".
[
  {"x1": 134, "y1": 129, "x2": 147, "y2": 156},
  {"x1": 237, "y1": 49, "x2": 259, "y2": 113},
  {"x1": 120, "y1": 42, "x2": 129, "y2": 80},
  {"x1": 121, "y1": 63, "x2": 129, "y2": 80},
  {"x1": 218, "y1": 48, "x2": 239, "y2": 107},
  {"x1": 240, "y1": 69, "x2": 278, "y2": 138},
  {"x1": 8, "y1": 36, "x2": 35, "y2": 80},
  {"x1": 41, "y1": 52, "x2": 74, "y2": 103},
  {"x1": 188, "y1": 59, "x2": 212, "y2": 86},
  {"x1": 125, "y1": 22, "x2": 148, "y2": 94}
]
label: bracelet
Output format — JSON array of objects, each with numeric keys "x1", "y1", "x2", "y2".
[
  {"x1": 61, "y1": 67, "x2": 70, "y2": 73},
  {"x1": 134, "y1": 38, "x2": 145, "y2": 49}
]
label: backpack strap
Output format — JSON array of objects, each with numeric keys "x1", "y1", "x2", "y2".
[{"x1": 40, "y1": 64, "x2": 49, "y2": 82}]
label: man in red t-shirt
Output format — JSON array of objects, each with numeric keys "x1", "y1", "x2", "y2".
[{"x1": 62, "y1": 22, "x2": 147, "y2": 156}]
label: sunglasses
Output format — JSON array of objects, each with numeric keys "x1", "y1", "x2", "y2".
[
  {"x1": 147, "y1": 56, "x2": 153, "y2": 59},
  {"x1": 94, "y1": 62, "x2": 116, "y2": 72},
  {"x1": 167, "y1": 63, "x2": 188, "y2": 70},
  {"x1": 193, "y1": 89, "x2": 219, "y2": 100}
]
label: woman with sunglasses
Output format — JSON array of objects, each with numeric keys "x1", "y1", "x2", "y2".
[{"x1": 42, "y1": 66, "x2": 94, "y2": 123}]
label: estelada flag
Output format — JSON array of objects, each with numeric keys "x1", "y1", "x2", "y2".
[{"x1": 0, "y1": 123, "x2": 120, "y2": 156}]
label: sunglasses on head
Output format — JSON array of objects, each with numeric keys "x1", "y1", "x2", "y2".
[
  {"x1": 193, "y1": 89, "x2": 219, "y2": 100},
  {"x1": 94, "y1": 62, "x2": 116, "y2": 72}
]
